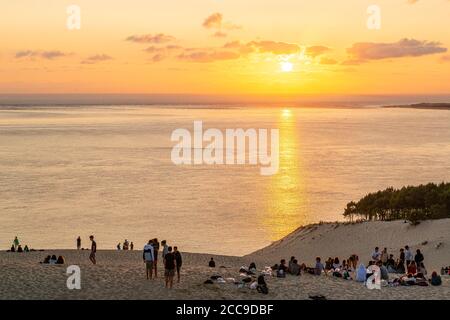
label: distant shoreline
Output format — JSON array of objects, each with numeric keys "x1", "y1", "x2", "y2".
[{"x1": 383, "y1": 103, "x2": 450, "y2": 110}]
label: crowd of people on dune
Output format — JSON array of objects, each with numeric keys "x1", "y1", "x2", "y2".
[
  {"x1": 204, "y1": 244, "x2": 445, "y2": 295},
  {"x1": 264, "y1": 245, "x2": 444, "y2": 288}
]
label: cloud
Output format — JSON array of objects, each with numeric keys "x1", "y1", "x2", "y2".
[
  {"x1": 213, "y1": 31, "x2": 227, "y2": 38},
  {"x1": 319, "y1": 57, "x2": 338, "y2": 65},
  {"x1": 203, "y1": 13, "x2": 223, "y2": 29},
  {"x1": 81, "y1": 54, "x2": 113, "y2": 64},
  {"x1": 177, "y1": 50, "x2": 240, "y2": 63},
  {"x1": 202, "y1": 12, "x2": 241, "y2": 31},
  {"x1": 15, "y1": 50, "x2": 70, "y2": 60},
  {"x1": 126, "y1": 33, "x2": 175, "y2": 44},
  {"x1": 306, "y1": 46, "x2": 330, "y2": 57},
  {"x1": 346, "y1": 38, "x2": 447, "y2": 62},
  {"x1": 249, "y1": 41, "x2": 300, "y2": 55},
  {"x1": 439, "y1": 55, "x2": 450, "y2": 63}
]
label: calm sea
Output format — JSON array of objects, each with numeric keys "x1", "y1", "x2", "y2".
[{"x1": 1, "y1": 106, "x2": 449, "y2": 255}]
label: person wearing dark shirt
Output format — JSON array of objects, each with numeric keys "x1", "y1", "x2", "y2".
[
  {"x1": 414, "y1": 249, "x2": 424, "y2": 266},
  {"x1": 152, "y1": 238, "x2": 160, "y2": 278},
  {"x1": 209, "y1": 257, "x2": 216, "y2": 268},
  {"x1": 77, "y1": 236, "x2": 81, "y2": 250},
  {"x1": 164, "y1": 246, "x2": 176, "y2": 288},
  {"x1": 277, "y1": 259, "x2": 288, "y2": 277},
  {"x1": 89, "y1": 235, "x2": 97, "y2": 265},
  {"x1": 173, "y1": 246, "x2": 183, "y2": 283}
]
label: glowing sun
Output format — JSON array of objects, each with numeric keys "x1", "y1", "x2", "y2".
[{"x1": 280, "y1": 61, "x2": 293, "y2": 72}]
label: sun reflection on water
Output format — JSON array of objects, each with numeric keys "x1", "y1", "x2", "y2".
[{"x1": 264, "y1": 108, "x2": 307, "y2": 241}]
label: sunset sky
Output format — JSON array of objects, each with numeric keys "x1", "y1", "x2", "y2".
[{"x1": 1, "y1": 0, "x2": 450, "y2": 97}]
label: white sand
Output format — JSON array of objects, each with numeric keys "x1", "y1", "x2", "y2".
[{"x1": 1, "y1": 219, "x2": 449, "y2": 300}]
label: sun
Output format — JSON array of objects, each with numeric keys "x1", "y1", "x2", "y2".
[{"x1": 280, "y1": 62, "x2": 293, "y2": 72}]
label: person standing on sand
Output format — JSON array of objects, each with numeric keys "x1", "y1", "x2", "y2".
[
  {"x1": 405, "y1": 245, "x2": 413, "y2": 267},
  {"x1": 130, "y1": 242, "x2": 134, "y2": 250},
  {"x1": 152, "y1": 239, "x2": 160, "y2": 278},
  {"x1": 89, "y1": 235, "x2": 97, "y2": 265},
  {"x1": 164, "y1": 246, "x2": 176, "y2": 288},
  {"x1": 161, "y1": 240, "x2": 169, "y2": 261},
  {"x1": 77, "y1": 236, "x2": 81, "y2": 250},
  {"x1": 173, "y1": 246, "x2": 182, "y2": 283},
  {"x1": 380, "y1": 248, "x2": 388, "y2": 265},
  {"x1": 13, "y1": 236, "x2": 19, "y2": 250},
  {"x1": 117, "y1": 243, "x2": 121, "y2": 250},
  {"x1": 143, "y1": 240, "x2": 155, "y2": 280}
]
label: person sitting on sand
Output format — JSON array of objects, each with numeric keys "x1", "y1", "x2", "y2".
[
  {"x1": 24, "y1": 245, "x2": 29, "y2": 252},
  {"x1": 325, "y1": 257, "x2": 333, "y2": 271},
  {"x1": 430, "y1": 271, "x2": 442, "y2": 286},
  {"x1": 248, "y1": 262, "x2": 257, "y2": 274},
  {"x1": 376, "y1": 260, "x2": 389, "y2": 281},
  {"x1": 10, "y1": 245, "x2": 15, "y2": 252},
  {"x1": 277, "y1": 259, "x2": 288, "y2": 278},
  {"x1": 371, "y1": 247, "x2": 381, "y2": 262},
  {"x1": 17, "y1": 245, "x2": 23, "y2": 253},
  {"x1": 332, "y1": 257, "x2": 341, "y2": 270},
  {"x1": 386, "y1": 254, "x2": 395, "y2": 269},
  {"x1": 288, "y1": 256, "x2": 295, "y2": 273},
  {"x1": 395, "y1": 258, "x2": 406, "y2": 274},
  {"x1": 49, "y1": 255, "x2": 57, "y2": 264},
  {"x1": 41, "y1": 255, "x2": 51, "y2": 264},
  {"x1": 209, "y1": 257, "x2": 216, "y2": 268},
  {"x1": 256, "y1": 275, "x2": 269, "y2": 294},
  {"x1": 314, "y1": 257, "x2": 325, "y2": 276},
  {"x1": 407, "y1": 261, "x2": 417, "y2": 275},
  {"x1": 56, "y1": 256, "x2": 65, "y2": 264},
  {"x1": 290, "y1": 259, "x2": 301, "y2": 276},
  {"x1": 356, "y1": 264, "x2": 367, "y2": 282},
  {"x1": 417, "y1": 262, "x2": 427, "y2": 277}
]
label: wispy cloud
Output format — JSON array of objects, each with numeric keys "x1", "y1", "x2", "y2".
[
  {"x1": 249, "y1": 41, "x2": 300, "y2": 55},
  {"x1": 319, "y1": 57, "x2": 338, "y2": 65},
  {"x1": 81, "y1": 54, "x2": 113, "y2": 64},
  {"x1": 202, "y1": 12, "x2": 241, "y2": 32},
  {"x1": 177, "y1": 50, "x2": 240, "y2": 63},
  {"x1": 346, "y1": 38, "x2": 447, "y2": 62},
  {"x1": 306, "y1": 46, "x2": 330, "y2": 58},
  {"x1": 15, "y1": 50, "x2": 70, "y2": 60},
  {"x1": 126, "y1": 33, "x2": 175, "y2": 44}
]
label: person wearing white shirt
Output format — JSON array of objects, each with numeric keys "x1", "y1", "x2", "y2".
[{"x1": 143, "y1": 241, "x2": 155, "y2": 280}]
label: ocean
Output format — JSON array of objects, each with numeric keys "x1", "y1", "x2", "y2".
[{"x1": 1, "y1": 105, "x2": 449, "y2": 255}]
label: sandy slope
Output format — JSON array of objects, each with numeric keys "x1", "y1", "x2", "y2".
[
  {"x1": 0, "y1": 219, "x2": 449, "y2": 300},
  {"x1": 246, "y1": 219, "x2": 450, "y2": 272}
]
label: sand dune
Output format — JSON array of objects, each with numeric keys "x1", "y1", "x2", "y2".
[{"x1": 0, "y1": 219, "x2": 449, "y2": 300}]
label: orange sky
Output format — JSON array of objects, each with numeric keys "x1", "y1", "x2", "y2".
[{"x1": 1, "y1": 0, "x2": 450, "y2": 96}]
